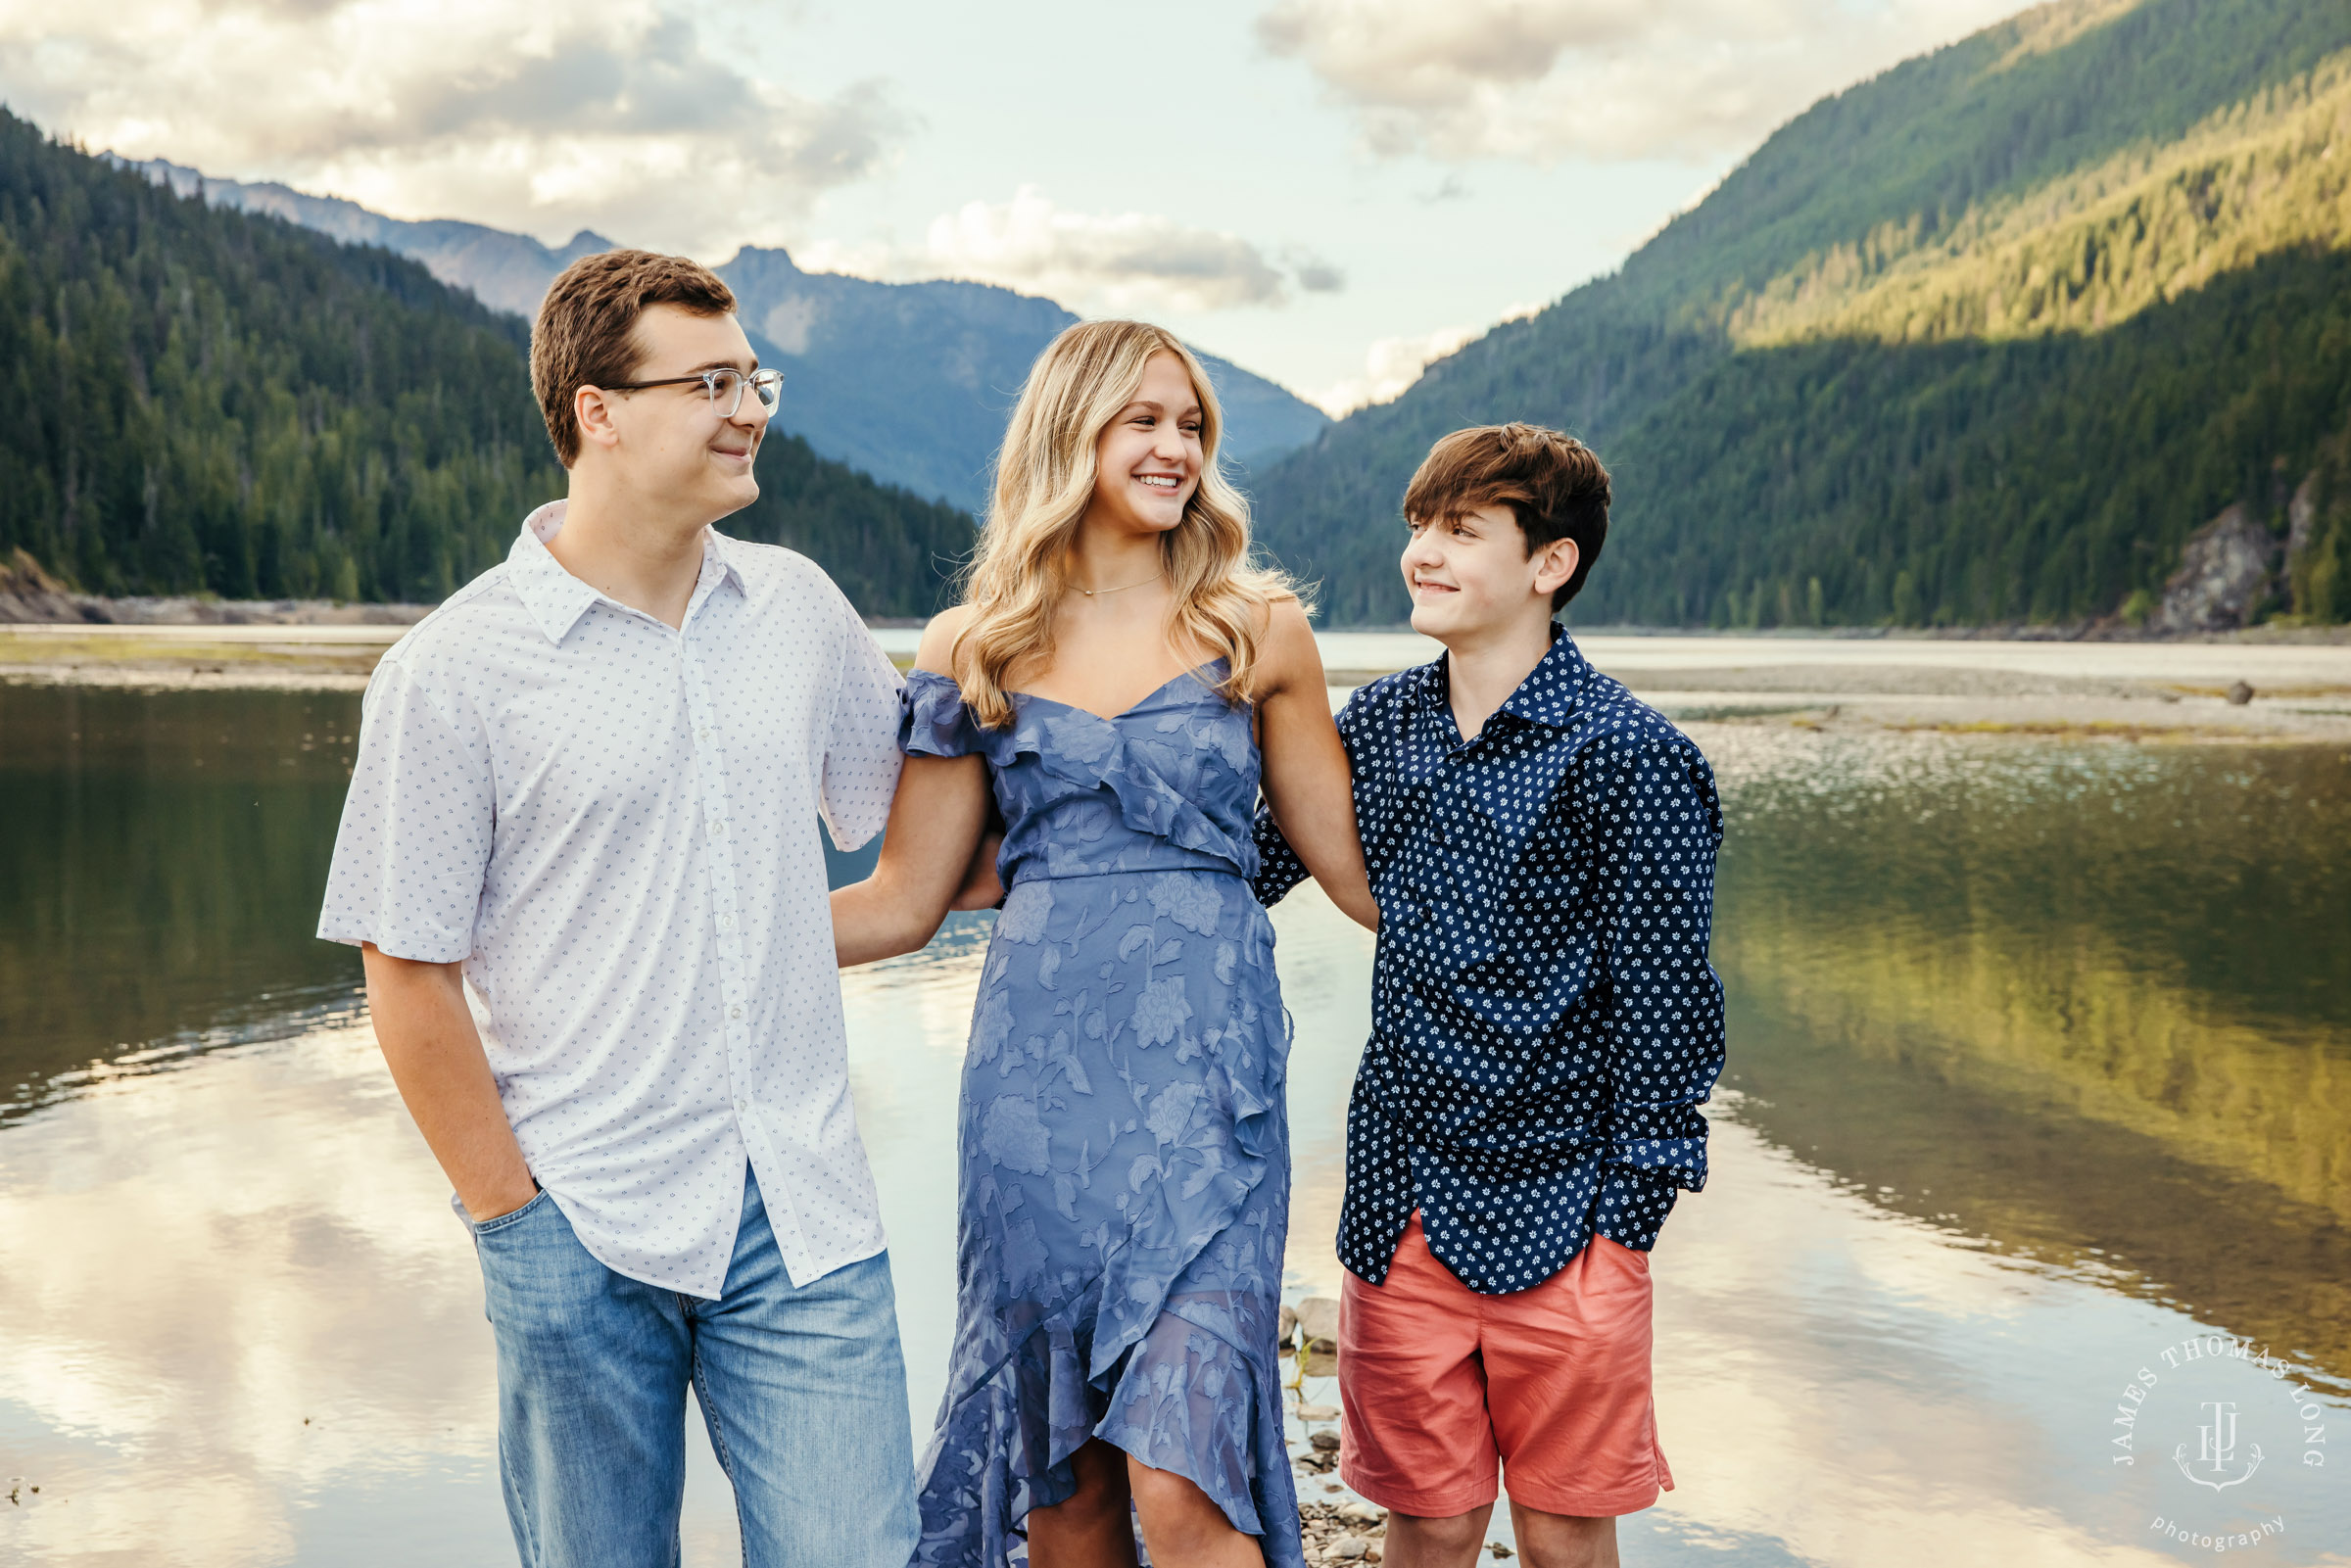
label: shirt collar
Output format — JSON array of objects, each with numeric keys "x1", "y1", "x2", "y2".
[
  {"x1": 1415, "y1": 622, "x2": 1590, "y2": 732},
  {"x1": 1499, "y1": 623, "x2": 1590, "y2": 729},
  {"x1": 506, "y1": 500, "x2": 748, "y2": 644}
]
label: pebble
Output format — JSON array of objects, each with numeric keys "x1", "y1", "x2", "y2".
[
  {"x1": 2228, "y1": 680, "x2": 2255, "y2": 705},
  {"x1": 1297, "y1": 1402, "x2": 1339, "y2": 1421},
  {"x1": 1295, "y1": 1499, "x2": 1387, "y2": 1564},
  {"x1": 1338, "y1": 1500, "x2": 1385, "y2": 1525},
  {"x1": 1309, "y1": 1430, "x2": 1340, "y2": 1452},
  {"x1": 1295, "y1": 1296, "x2": 1340, "y2": 1347}
]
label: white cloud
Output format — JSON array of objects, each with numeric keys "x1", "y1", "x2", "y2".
[
  {"x1": 0, "y1": 0, "x2": 901, "y2": 253},
  {"x1": 1256, "y1": 0, "x2": 2033, "y2": 162},
  {"x1": 1309, "y1": 305, "x2": 1538, "y2": 414},
  {"x1": 800, "y1": 187, "x2": 1344, "y2": 314}
]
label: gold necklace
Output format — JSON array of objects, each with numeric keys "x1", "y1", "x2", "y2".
[{"x1": 1074, "y1": 574, "x2": 1163, "y2": 597}]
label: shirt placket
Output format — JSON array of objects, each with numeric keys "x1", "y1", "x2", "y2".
[{"x1": 677, "y1": 585, "x2": 756, "y2": 1141}]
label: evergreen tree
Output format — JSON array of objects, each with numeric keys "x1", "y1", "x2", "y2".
[
  {"x1": 0, "y1": 111, "x2": 972, "y2": 615},
  {"x1": 1253, "y1": 0, "x2": 2351, "y2": 628}
]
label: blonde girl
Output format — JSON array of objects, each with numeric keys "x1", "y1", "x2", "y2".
[{"x1": 834, "y1": 320, "x2": 1374, "y2": 1567}]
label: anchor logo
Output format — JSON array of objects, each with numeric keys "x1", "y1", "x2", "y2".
[{"x1": 2173, "y1": 1400, "x2": 2264, "y2": 1492}]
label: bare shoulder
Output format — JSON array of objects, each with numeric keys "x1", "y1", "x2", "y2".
[
  {"x1": 1254, "y1": 594, "x2": 1323, "y2": 697},
  {"x1": 1262, "y1": 593, "x2": 1315, "y2": 642},
  {"x1": 913, "y1": 604, "x2": 978, "y2": 677}
]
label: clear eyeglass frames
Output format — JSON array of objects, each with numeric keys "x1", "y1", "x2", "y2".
[{"x1": 606, "y1": 367, "x2": 785, "y2": 418}]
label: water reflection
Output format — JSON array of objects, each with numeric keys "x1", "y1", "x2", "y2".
[
  {"x1": 0, "y1": 685, "x2": 365, "y2": 1120},
  {"x1": 3, "y1": 686, "x2": 2349, "y2": 1565},
  {"x1": 1706, "y1": 729, "x2": 2351, "y2": 1385}
]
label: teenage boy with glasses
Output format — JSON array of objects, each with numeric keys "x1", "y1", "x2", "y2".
[{"x1": 319, "y1": 250, "x2": 952, "y2": 1566}]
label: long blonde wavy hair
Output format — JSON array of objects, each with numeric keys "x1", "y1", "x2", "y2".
[{"x1": 949, "y1": 319, "x2": 1297, "y2": 729}]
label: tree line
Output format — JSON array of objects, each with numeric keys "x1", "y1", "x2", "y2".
[
  {"x1": 0, "y1": 111, "x2": 973, "y2": 615},
  {"x1": 1251, "y1": 0, "x2": 2351, "y2": 627}
]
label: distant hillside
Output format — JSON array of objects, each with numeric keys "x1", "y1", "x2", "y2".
[
  {"x1": 718, "y1": 247, "x2": 1330, "y2": 510},
  {"x1": 106, "y1": 157, "x2": 616, "y2": 319},
  {"x1": 115, "y1": 158, "x2": 1332, "y2": 512},
  {"x1": 3, "y1": 113, "x2": 973, "y2": 613},
  {"x1": 1256, "y1": 0, "x2": 2351, "y2": 629}
]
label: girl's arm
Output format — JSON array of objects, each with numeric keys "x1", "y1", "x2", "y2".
[
  {"x1": 831, "y1": 611, "x2": 994, "y2": 966},
  {"x1": 1253, "y1": 598, "x2": 1379, "y2": 930},
  {"x1": 830, "y1": 753, "x2": 992, "y2": 965}
]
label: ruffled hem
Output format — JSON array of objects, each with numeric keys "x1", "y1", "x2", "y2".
[
  {"x1": 1088, "y1": 1005, "x2": 1283, "y2": 1385},
  {"x1": 913, "y1": 1290, "x2": 1304, "y2": 1568}
]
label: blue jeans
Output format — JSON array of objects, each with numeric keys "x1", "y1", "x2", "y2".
[{"x1": 465, "y1": 1170, "x2": 919, "y2": 1567}]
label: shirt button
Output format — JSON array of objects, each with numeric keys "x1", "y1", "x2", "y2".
[
  {"x1": 697, "y1": 726, "x2": 712, "y2": 742},
  {"x1": 728, "y1": 1003, "x2": 745, "y2": 1021},
  {"x1": 717, "y1": 912, "x2": 737, "y2": 932},
  {"x1": 707, "y1": 819, "x2": 727, "y2": 840}
]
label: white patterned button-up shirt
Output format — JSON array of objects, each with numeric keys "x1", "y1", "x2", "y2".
[{"x1": 318, "y1": 501, "x2": 905, "y2": 1298}]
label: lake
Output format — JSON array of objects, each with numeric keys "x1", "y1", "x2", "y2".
[{"x1": 2, "y1": 665, "x2": 2347, "y2": 1566}]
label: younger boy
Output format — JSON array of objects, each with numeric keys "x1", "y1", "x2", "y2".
[{"x1": 1255, "y1": 423, "x2": 1724, "y2": 1568}]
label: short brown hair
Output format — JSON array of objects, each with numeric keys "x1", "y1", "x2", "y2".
[
  {"x1": 1403, "y1": 422, "x2": 1610, "y2": 608},
  {"x1": 531, "y1": 250, "x2": 737, "y2": 466}
]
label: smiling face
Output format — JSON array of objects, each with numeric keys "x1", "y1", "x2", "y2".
[
  {"x1": 580, "y1": 303, "x2": 769, "y2": 525},
  {"x1": 1085, "y1": 351, "x2": 1204, "y2": 539},
  {"x1": 1401, "y1": 503, "x2": 1580, "y2": 644}
]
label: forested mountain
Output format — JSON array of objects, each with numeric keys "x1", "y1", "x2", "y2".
[
  {"x1": 717, "y1": 247, "x2": 1330, "y2": 510},
  {"x1": 0, "y1": 114, "x2": 974, "y2": 613},
  {"x1": 115, "y1": 157, "x2": 1332, "y2": 512},
  {"x1": 106, "y1": 156, "x2": 614, "y2": 321},
  {"x1": 1255, "y1": 0, "x2": 2351, "y2": 628}
]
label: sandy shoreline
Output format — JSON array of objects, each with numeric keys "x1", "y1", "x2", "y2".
[{"x1": 6, "y1": 622, "x2": 2349, "y2": 741}]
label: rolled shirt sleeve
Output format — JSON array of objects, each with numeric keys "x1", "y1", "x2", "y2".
[
  {"x1": 1589, "y1": 736, "x2": 1726, "y2": 1250},
  {"x1": 819, "y1": 594, "x2": 906, "y2": 853},
  {"x1": 316, "y1": 656, "x2": 496, "y2": 964}
]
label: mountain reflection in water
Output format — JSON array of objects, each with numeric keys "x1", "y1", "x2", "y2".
[
  {"x1": 1, "y1": 683, "x2": 2346, "y2": 1566},
  {"x1": 0, "y1": 685, "x2": 364, "y2": 1119},
  {"x1": 1707, "y1": 728, "x2": 2351, "y2": 1385}
]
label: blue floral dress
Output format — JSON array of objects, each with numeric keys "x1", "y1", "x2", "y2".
[{"x1": 899, "y1": 663, "x2": 1301, "y2": 1567}]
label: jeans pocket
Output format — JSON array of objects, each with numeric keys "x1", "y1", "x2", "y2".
[{"x1": 465, "y1": 1187, "x2": 551, "y2": 1239}]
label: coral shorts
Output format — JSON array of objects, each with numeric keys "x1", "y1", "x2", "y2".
[{"x1": 1336, "y1": 1212, "x2": 1672, "y2": 1519}]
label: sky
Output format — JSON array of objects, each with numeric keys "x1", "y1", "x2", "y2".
[{"x1": 2, "y1": 0, "x2": 2036, "y2": 411}]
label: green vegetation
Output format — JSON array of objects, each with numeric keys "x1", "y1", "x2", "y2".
[
  {"x1": 1597, "y1": 247, "x2": 2351, "y2": 628},
  {"x1": 1254, "y1": 0, "x2": 2351, "y2": 628},
  {"x1": 0, "y1": 111, "x2": 972, "y2": 614}
]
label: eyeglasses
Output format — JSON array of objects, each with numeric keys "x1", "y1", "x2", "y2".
[{"x1": 604, "y1": 366, "x2": 785, "y2": 419}]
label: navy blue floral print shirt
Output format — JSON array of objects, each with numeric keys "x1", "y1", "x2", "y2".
[{"x1": 1254, "y1": 626, "x2": 1725, "y2": 1294}]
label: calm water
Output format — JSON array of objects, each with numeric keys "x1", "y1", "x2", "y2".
[{"x1": 2, "y1": 680, "x2": 2347, "y2": 1566}]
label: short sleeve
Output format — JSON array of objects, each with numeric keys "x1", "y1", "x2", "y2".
[
  {"x1": 898, "y1": 668, "x2": 984, "y2": 760},
  {"x1": 819, "y1": 603, "x2": 906, "y2": 852},
  {"x1": 316, "y1": 657, "x2": 496, "y2": 963}
]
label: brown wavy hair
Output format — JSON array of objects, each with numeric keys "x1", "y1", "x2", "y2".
[
  {"x1": 1404, "y1": 422, "x2": 1610, "y2": 608},
  {"x1": 531, "y1": 250, "x2": 735, "y2": 467}
]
